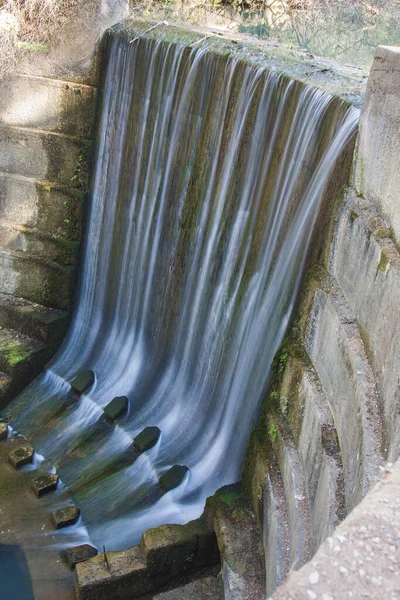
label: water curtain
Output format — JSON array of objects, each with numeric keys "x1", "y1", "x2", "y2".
[{"x1": 4, "y1": 30, "x2": 359, "y2": 550}]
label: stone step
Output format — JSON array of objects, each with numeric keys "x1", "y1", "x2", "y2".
[
  {"x1": 0, "y1": 171, "x2": 84, "y2": 239},
  {"x1": 0, "y1": 220, "x2": 79, "y2": 266},
  {"x1": 260, "y1": 440, "x2": 291, "y2": 597},
  {"x1": 0, "y1": 73, "x2": 97, "y2": 137},
  {"x1": 329, "y1": 192, "x2": 400, "y2": 460},
  {"x1": 205, "y1": 483, "x2": 266, "y2": 600},
  {"x1": 0, "y1": 327, "x2": 47, "y2": 375},
  {"x1": 303, "y1": 267, "x2": 384, "y2": 514},
  {"x1": 0, "y1": 327, "x2": 52, "y2": 408},
  {"x1": 0, "y1": 248, "x2": 75, "y2": 310},
  {"x1": 0, "y1": 292, "x2": 68, "y2": 346},
  {"x1": 154, "y1": 575, "x2": 224, "y2": 599},
  {"x1": 0, "y1": 124, "x2": 91, "y2": 187},
  {"x1": 276, "y1": 352, "x2": 345, "y2": 551},
  {"x1": 265, "y1": 410, "x2": 312, "y2": 573}
]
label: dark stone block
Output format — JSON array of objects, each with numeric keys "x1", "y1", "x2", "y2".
[
  {"x1": 8, "y1": 445, "x2": 34, "y2": 468},
  {"x1": 104, "y1": 396, "x2": 129, "y2": 422},
  {"x1": 51, "y1": 505, "x2": 80, "y2": 529},
  {"x1": 159, "y1": 465, "x2": 189, "y2": 493},
  {"x1": 71, "y1": 370, "x2": 95, "y2": 395},
  {"x1": 0, "y1": 422, "x2": 8, "y2": 440},
  {"x1": 66, "y1": 544, "x2": 98, "y2": 568},
  {"x1": 133, "y1": 426, "x2": 161, "y2": 454},
  {"x1": 32, "y1": 474, "x2": 59, "y2": 497}
]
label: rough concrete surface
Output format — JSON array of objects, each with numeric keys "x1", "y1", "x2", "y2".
[
  {"x1": 272, "y1": 459, "x2": 400, "y2": 600},
  {"x1": 355, "y1": 45, "x2": 400, "y2": 242},
  {"x1": 329, "y1": 195, "x2": 400, "y2": 460}
]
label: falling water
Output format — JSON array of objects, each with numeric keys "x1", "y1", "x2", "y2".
[{"x1": 3, "y1": 30, "x2": 359, "y2": 550}]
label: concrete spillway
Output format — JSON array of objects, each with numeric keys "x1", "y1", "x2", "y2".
[{"x1": 3, "y1": 26, "x2": 358, "y2": 556}]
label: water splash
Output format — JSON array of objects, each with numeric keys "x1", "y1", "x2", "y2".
[{"x1": 3, "y1": 32, "x2": 359, "y2": 550}]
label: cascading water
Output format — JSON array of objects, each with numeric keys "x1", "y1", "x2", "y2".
[{"x1": 3, "y1": 28, "x2": 359, "y2": 551}]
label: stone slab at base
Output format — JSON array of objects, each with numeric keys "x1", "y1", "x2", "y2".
[
  {"x1": 52, "y1": 505, "x2": 80, "y2": 529},
  {"x1": 32, "y1": 473, "x2": 59, "y2": 497},
  {"x1": 66, "y1": 544, "x2": 98, "y2": 568},
  {"x1": 8, "y1": 444, "x2": 34, "y2": 468}
]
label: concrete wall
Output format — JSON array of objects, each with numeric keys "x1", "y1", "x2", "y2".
[{"x1": 354, "y1": 45, "x2": 400, "y2": 243}]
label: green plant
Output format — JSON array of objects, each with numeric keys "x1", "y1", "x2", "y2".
[
  {"x1": 268, "y1": 424, "x2": 278, "y2": 442},
  {"x1": 269, "y1": 390, "x2": 280, "y2": 401},
  {"x1": 278, "y1": 347, "x2": 288, "y2": 373},
  {"x1": 43, "y1": 184, "x2": 51, "y2": 192}
]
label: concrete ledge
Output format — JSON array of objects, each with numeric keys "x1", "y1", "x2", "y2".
[
  {"x1": 0, "y1": 221, "x2": 79, "y2": 266},
  {"x1": 0, "y1": 172, "x2": 84, "y2": 239},
  {"x1": 0, "y1": 249, "x2": 75, "y2": 310},
  {"x1": 0, "y1": 74, "x2": 97, "y2": 137},
  {"x1": 0, "y1": 125, "x2": 91, "y2": 186}
]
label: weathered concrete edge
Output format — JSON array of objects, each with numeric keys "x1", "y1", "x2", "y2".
[{"x1": 110, "y1": 20, "x2": 366, "y2": 107}]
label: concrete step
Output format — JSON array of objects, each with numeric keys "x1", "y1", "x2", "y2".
[
  {"x1": 0, "y1": 327, "x2": 55, "y2": 409},
  {"x1": 154, "y1": 575, "x2": 224, "y2": 599},
  {"x1": 0, "y1": 327, "x2": 47, "y2": 375},
  {"x1": 0, "y1": 292, "x2": 68, "y2": 346},
  {"x1": 205, "y1": 483, "x2": 266, "y2": 600},
  {"x1": 261, "y1": 441, "x2": 291, "y2": 597},
  {"x1": 303, "y1": 267, "x2": 384, "y2": 514},
  {"x1": 329, "y1": 192, "x2": 400, "y2": 460},
  {"x1": 0, "y1": 124, "x2": 91, "y2": 187},
  {"x1": 0, "y1": 172, "x2": 84, "y2": 239},
  {"x1": 265, "y1": 410, "x2": 312, "y2": 573},
  {"x1": 0, "y1": 73, "x2": 97, "y2": 137},
  {"x1": 0, "y1": 220, "x2": 79, "y2": 266},
  {"x1": 276, "y1": 352, "x2": 345, "y2": 551},
  {"x1": 0, "y1": 248, "x2": 75, "y2": 310}
]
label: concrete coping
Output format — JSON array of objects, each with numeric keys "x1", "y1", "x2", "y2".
[{"x1": 106, "y1": 20, "x2": 367, "y2": 107}]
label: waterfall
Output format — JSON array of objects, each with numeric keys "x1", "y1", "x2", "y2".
[{"x1": 3, "y1": 30, "x2": 359, "y2": 551}]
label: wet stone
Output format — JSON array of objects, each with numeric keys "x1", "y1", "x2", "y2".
[
  {"x1": 66, "y1": 544, "x2": 98, "y2": 568},
  {"x1": 104, "y1": 396, "x2": 129, "y2": 422},
  {"x1": 52, "y1": 505, "x2": 80, "y2": 529},
  {"x1": 32, "y1": 473, "x2": 59, "y2": 497},
  {"x1": 0, "y1": 422, "x2": 8, "y2": 440},
  {"x1": 71, "y1": 370, "x2": 95, "y2": 395},
  {"x1": 133, "y1": 426, "x2": 161, "y2": 454},
  {"x1": 159, "y1": 465, "x2": 189, "y2": 493},
  {"x1": 8, "y1": 445, "x2": 34, "y2": 468}
]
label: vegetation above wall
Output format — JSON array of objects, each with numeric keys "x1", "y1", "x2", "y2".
[
  {"x1": 0, "y1": 0, "x2": 78, "y2": 73},
  {"x1": 130, "y1": 0, "x2": 400, "y2": 69}
]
